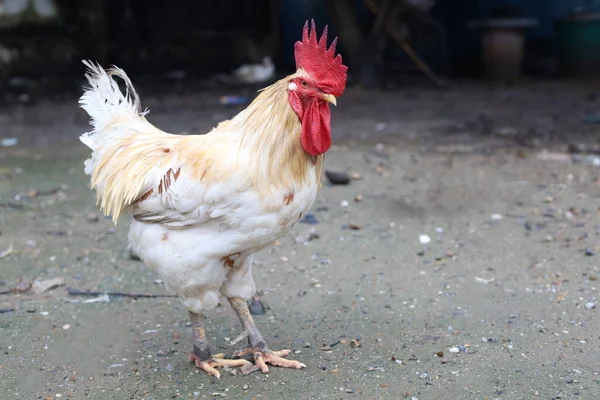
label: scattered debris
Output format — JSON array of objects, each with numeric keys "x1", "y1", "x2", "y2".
[
  {"x1": 0, "y1": 244, "x2": 14, "y2": 259},
  {"x1": 0, "y1": 307, "x2": 15, "y2": 313},
  {"x1": 536, "y1": 151, "x2": 571, "y2": 163},
  {"x1": 475, "y1": 276, "x2": 495, "y2": 284},
  {"x1": 325, "y1": 170, "x2": 350, "y2": 185},
  {"x1": 419, "y1": 234, "x2": 431, "y2": 244},
  {"x1": 584, "y1": 248, "x2": 594, "y2": 256},
  {"x1": 13, "y1": 277, "x2": 32, "y2": 293},
  {"x1": 350, "y1": 339, "x2": 361, "y2": 348},
  {"x1": 294, "y1": 229, "x2": 320, "y2": 244},
  {"x1": 300, "y1": 214, "x2": 318, "y2": 225},
  {"x1": 31, "y1": 277, "x2": 65, "y2": 294},
  {"x1": 86, "y1": 213, "x2": 100, "y2": 223},
  {"x1": 67, "y1": 288, "x2": 177, "y2": 299},
  {"x1": 83, "y1": 294, "x2": 110, "y2": 304},
  {"x1": 572, "y1": 154, "x2": 600, "y2": 166},
  {"x1": 1, "y1": 138, "x2": 18, "y2": 147},
  {"x1": 248, "y1": 295, "x2": 266, "y2": 315},
  {"x1": 229, "y1": 330, "x2": 248, "y2": 346},
  {"x1": 22, "y1": 187, "x2": 64, "y2": 199}
]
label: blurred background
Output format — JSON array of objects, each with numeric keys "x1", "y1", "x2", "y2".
[
  {"x1": 2, "y1": 2, "x2": 600, "y2": 399},
  {"x1": 2, "y1": 0, "x2": 600, "y2": 95}
]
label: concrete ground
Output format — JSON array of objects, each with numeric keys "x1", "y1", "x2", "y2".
[{"x1": 1, "y1": 81, "x2": 599, "y2": 400}]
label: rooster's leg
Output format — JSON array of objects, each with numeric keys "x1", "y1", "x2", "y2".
[
  {"x1": 188, "y1": 310, "x2": 250, "y2": 378},
  {"x1": 228, "y1": 297, "x2": 306, "y2": 374}
]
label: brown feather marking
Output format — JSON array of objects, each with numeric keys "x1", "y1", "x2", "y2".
[
  {"x1": 160, "y1": 167, "x2": 182, "y2": 193},
  {"x1": 138, "y1": 189, "x2": 153, "y2": 202},
  {"x1": 221, "y1": 252, "x2": 241, "y2": 269},
  {"x1": 163, "y1": 148, "x2": 170, "y2": 153},
  {"x1": 164, "y1": 170, "x2": 171, "y2": 191},
  {"x1": 158, "y1": 181, "x2": 163, "y2": 194},
  {"x1": 283, "y1": 192, "x2": 294, "y2": 205},
  {"x1": 161, "y1": 232, "x2": 169, "y2": 242}
]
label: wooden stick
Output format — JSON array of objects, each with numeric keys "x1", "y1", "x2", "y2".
[{"x1": 67, "y1": 288, "x2": 177, "y2": 299}]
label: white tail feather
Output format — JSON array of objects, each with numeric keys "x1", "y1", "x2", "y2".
[{"x1": 79, "y1": 60, "x2": 148, "y2": 149}]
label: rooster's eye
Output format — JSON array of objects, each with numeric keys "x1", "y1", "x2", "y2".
[{"x1": 300, "y1": 80, "x2": 308, "y2": 88}]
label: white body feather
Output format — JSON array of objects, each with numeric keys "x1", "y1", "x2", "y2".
[{"x1": 79, "y1": 61, "x2": 320, "y2": 313}]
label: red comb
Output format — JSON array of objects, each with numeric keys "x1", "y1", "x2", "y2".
[{"x1": 294, "y1": 19, "x2": 348, "y2": 97}]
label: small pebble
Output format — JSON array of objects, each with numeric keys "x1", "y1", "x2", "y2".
[
  {"x1": 419, "y1": 372, "x2": 428, "y2": 379},
  {"x1": 584, "y1": 302, "x2": 596, "y2": 310},
  {"x1": 242, "y1": 384, "x2": 249, "y2": 390},
  {"x1": 40, "y1": 311, "x2": 49, "y2": 316},
  {"x1": 300, "y1": 214, "x2": 318, "y2": 225},
  {"x1": 419, "y1": 234, "x2": 431, "y2": 244},
  {"x1": 449, "y1": 347, "x2": 459, "y2": 353},
  {"x1": 490, "y1": 213, "x2": 503, "y2": 221},
  {"x1": 566, "y1": 377, "x2": 574, "y2": 384},
  {"x1": 248, "y1": 296, "x2": 266, "y2": 315},
  {"x1": 585, "y1": 248, "x2": 594, "y2": 256},
  {"x1": 62, "y1": 324, "x2": 70, "y2": 330},
  {"x1": 340, "y1": 200, "x2": 349, "y2": 208},
  {"x1": 86, "y1": 213, "x2": 100, "y2": 223},
  {"x1": 325, "y1": 170, "x2": 350, "y2": 185}
]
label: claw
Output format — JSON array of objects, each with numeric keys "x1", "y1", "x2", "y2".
[
  {"x1": 236, "y1": 346, "x2": 306, "y2": 375},
  {"x1": 189, "y1": 352, "x2": 251, "y2": 379}
]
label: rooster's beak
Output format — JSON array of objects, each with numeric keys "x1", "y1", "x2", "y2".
[{"x1": 323, "y1": 94, "x2": 337, "y2": 106}]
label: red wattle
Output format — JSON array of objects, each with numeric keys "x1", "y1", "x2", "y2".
[
  {"x1": 300, "y1": 100, "x2": 331, "y2": 156},
  {"x1": 288, "y1": 91, "x2": 332, "y2": 156}
]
